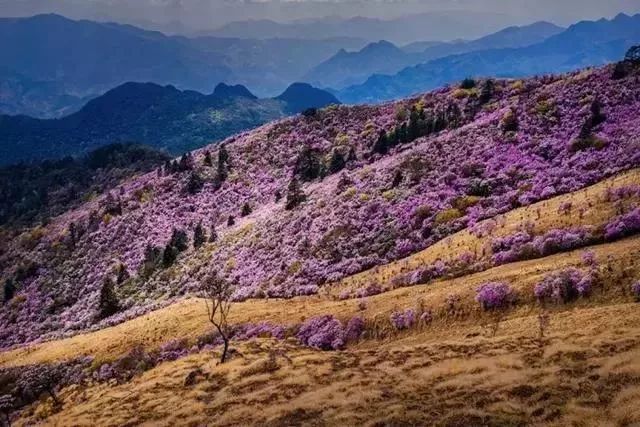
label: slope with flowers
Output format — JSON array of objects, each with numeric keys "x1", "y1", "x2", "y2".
[{"x1": 2, "y1": 63, "x2": 640, "y2": 350}]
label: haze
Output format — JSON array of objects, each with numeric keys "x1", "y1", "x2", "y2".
[{"x1": 1, "y1": 0, "x2": 640, "y2": 36}]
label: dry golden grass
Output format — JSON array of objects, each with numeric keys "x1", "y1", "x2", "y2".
[
  {"x1": 14, "y1": 303, "x2": 640, "y2": 427},
  {"x1": 3, "y1": 169, "x2": 640, "y2": 426}
]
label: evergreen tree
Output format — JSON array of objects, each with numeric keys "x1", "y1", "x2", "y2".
[
  {"x1": 241, "y1": 203, "x2": 252, "y2": 217},
  {"x1": 98, "y1": 277, "x2": 119, "y2": 319},
  {"x1": 203, "y1": 151, "x2": 213, "y2": 167},
  {"x1": 479, "y1": 79, "x2": 495, "y2": 104},
  {"x1": 408, "y1": 106, "x2": 421, "y2": 141},
  {"x1": 285, "y1": 177, "x2": 306, "y2": 210},
  {"x1": 346, "y1": 146, "x2": 358, "y2": 163},
  {"x1": 227, "y1": 215, "x2": 235, "y2": 226},
  {"x1": 391, "y1": 170, "x2": 404, "y2": 188},
  {"x1": 372, "y1": 129, "x2": 389, "y2": 155},
  {"x1": 590, "y1": 98, "x2": 606, "y2": 126},
  {"x1": 294, "y1": 146, "x2": 322, "y2": 181},
  {"x1": 3, "y1": 279, "x2": 15, "y2": 304},
  {"x1": 328, "y1": 149, "x2": 346, "y2": 174},
  {"x1": 194, "y1": 221, "x2": 207, "y2": 248},
  {"x1": 217, "y1": 144, "x2": 230, "y2": 183},
  {"x1": 185, "y1": 171, "x2": 204, "y2": 195},
  {"x1": 141, "y1": 244, "x2": 162, "y2": 278},
  {"x1": 115, "y1": 263, "x2": 130, "y2": 284}
]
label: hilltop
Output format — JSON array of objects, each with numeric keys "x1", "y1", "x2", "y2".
[{"x1": 0, "y1": 81, "x2": 339, "y2": 166}]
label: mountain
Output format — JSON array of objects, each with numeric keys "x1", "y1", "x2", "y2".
[
  {"x1": 336, "y1": 14, "x2": 640, "y2": 104},
  {"x1": 0, "y1": 82, "x2": 339, "y2": 166},
  {"x1": 274, "y1": 82, "x2": 340, "y2": 114},
  {"x1": 205, "y1": 12, "x2": 530, "y2": 44},
  {"x1": 305, "y1": 22, "x2": 564, "y2": 89},
  {"x1": 0, "y1": 14, "x2": 364, "y2": 117},
  {"x1": 1, "y1": 60, "x2": 639, "y2": 351}
]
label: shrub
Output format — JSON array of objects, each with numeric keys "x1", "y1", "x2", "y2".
[
  {"x1": 390, "y1": 309, "x2": 416, "y2": 330},
  {"x1": 327, "y1": 149, "x2": 346, "y2": 174},
  {"x1": 297, "y1": 315, "x2": 345, "y2": 350},
  {"x1": 355, "y1": 283, "x2": 382, "y2": 298},
  {"x1": 434, "y1": 208, "x2": 463, "y2": 225},
  {"x1": 241, "y1": 203, "x2": 252, "y2": 217},
  {"x1": 344, "y1": 316, "x2": 365, "y2": 342},
  {"x1": 475, "y1": 282, "x2": 515, "y2": 311},
  {"x1": 185, "y1": 171, "x2": 204, "y2": 194},
  {"x1": 460, "y1": 78, "x2": 476, "y2": 90},
  {"x1": 534, "y1": 268, "x2": 592, "y2": 304},
  {"x1": 500, "y1": 108, "x2": 519, "y2": 133},
  {"x1": 604, "y1": 208, "x2": 640, "y2": 241}
]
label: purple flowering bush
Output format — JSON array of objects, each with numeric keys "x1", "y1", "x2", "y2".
[
  {"x1": 604, "y1": 208, "x2": 640, "y2": 241},
  {"x1": 534, "y1": 268, "x2": 593, "y2": 304},
  {"x1": 390, "y1": 309, "x2": 416, "y2": 330},
  {"x1": 3, "y1": 65, "x2": 640, "y2": 348},
  {"x1": 475, "y1": 282, "x2": 515, "y2": 310},
  {"x1": 296, "y1": 315, "x2": 346, "y2": 350}
]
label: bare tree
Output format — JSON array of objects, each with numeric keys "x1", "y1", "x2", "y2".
[{"x1": 201, "y1": 271, "x2": 233, "y2": 363}]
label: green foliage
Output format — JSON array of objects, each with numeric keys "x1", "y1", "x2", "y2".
[
  {"x1": 460, "y1": 77, "x2": 476, "y2": 90},
  {"x1": 327, "y1": 149, "x2": 346, "y2": 174},
  {"x1": 185, "y1": 171, "x2": 204, "y2": 195},
  {"x1": 434, "y1": 208, "x2": 463, "y2": 225},
  {"x1": 194, "y1": 222, "x2": 207, "y2": 249},
  {"x1": 98, "y1": 277, "x2": 119, "y2": 319},
  {"x1": 163, "y1": 228, "x2": 189, "y2": 267},
  {"x1": 295, "y1": 146, "x2": 323, "y2": 181},
  {"x1": 285, "y1": 177, "x2": 306, "y2": 210},
  {"x1": 2, "y1": 279, "x2": 15, "y2": 304}
]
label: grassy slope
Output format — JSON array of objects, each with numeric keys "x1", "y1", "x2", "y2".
[
  {"x1": 2, "y1": 169, "x2": 638, "y2": 369},
  {"x1": 14, "y1": 303, "x2": 640, "y2": 426}
]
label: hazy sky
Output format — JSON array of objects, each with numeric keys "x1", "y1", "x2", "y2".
[{"x1": 1, "y1": 0, "x2": 640, "y2": 32}]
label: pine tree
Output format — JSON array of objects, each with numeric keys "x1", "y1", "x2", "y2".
[
  {"x1": 185, "y1": 171, "x2": 204, "y2": 194},
  {"x1": 328, "y1": 149, "x2": 346, "y2": 174},
  {"x1": 285, "y1": 177, "x2": 305, "y2": 210},
  {"x1": 209, "y1": 222, "x2": 218, "y2": 242},
  {"x1": 203, "y1": 151, "x2": 213, "y2": 167},
  {"x1": 98, "y1": 277, "x2": 119, "y2": 319},
  {"x1": 241, "y1": 203, "x2": 252, "y2": 217},
  {"x1": 372, "y1": 130, "x2": 389, "y2": 155},
  {"x1": 227, "y1": 215, "x2": 235, "y2": 227},
  {"x1": 3, "y1": 279, "x2": 15, "y2": 304},
  {"x1": 194, "y1": 221, "x2": 207, "y2": 248}
]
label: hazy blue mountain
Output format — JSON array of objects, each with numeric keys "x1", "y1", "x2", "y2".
[
  {"x1": 204, "y1": 12, "x2": 528, "y2": 44},
  {"x1": 306, "y1": 22, "x2": 564, "y2": 89},
  {"x1": 0, "y1": 14, "x2": 364, "y2": 118},
  {"x1": 0, "y1": 82, "x2": 339, "y2": 166},
  {"x1": 274, "y1": 82, "x2": 340, "y2": 114},
  {"x1": 336, "y1": 14, "x2": 640, "y2": 104}
]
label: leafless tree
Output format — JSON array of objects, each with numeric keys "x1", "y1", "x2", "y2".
[{"x1": 201, "y1": 271, "x2": 232, "y2": 363}]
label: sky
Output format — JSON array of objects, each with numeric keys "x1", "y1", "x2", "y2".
[{"x1": 1, "y1": 0, "x2": 640, "y2": 33}]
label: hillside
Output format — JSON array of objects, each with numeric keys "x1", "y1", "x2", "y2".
[
  {"x1": 337, "y1": 13, "x2": 640, "y2": 103},
  {"x1": 1, "y1": 60, "x2": 640, "y2": 352},
  {"x1": 0, "y1": 81, "x2": 339, "y2": 166},
  {"x1": 306, "y1": 22, "x2": 563, "y2": 89}
]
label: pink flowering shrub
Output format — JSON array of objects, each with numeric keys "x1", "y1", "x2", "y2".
[
  {"x1": 475, "y1": 282, "x2": 516, "y2": 310},
  {"x1": 604, "y1": 208, "x2": 640, "y2": 241},
  {"x1": 344, "y1": 316, "x2": 365, "y2": 342},
  {"x1": 390, "y1": 309, "x2": 416, "y2": 330},
  {"x1": 534, "y1": 268, "x2": 593, "y2": 304},
  {"x1": 296, "y1": 315, "x2": 346, "y2": 350}
]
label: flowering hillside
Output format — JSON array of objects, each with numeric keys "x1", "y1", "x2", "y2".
[{"x1": 1, "y1": 63, "x2": 640, "y2": 348}]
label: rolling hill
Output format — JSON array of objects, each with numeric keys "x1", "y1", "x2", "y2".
[{"x1": 0, "y1": 82, "x2": 339, "y2": 166}]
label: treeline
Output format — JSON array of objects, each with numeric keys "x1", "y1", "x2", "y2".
[{"x1": 0, "y1": 143, "x2": 170, "y2": 228}]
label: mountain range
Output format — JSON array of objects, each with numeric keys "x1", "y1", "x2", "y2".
[
  {"x1": 0, "y1": 82, "x2": 339, "y2": 166},
  {"x1": 0, "y1": 13, "x2": 364, "y2": 118},
  {"x1": 305, "y1": 21, "x2": 564, "y2": 89},
  {"x1": 336, "y1": 13, "x2": 640, "y2": 103}
]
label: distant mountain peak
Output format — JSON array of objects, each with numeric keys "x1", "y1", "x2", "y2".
[
  {"x1": 212, "y1": 83, "x2": 257, "y2": 100},
  {"x1": 275, "y1": 82, "x2": 340, "y2": 113}
]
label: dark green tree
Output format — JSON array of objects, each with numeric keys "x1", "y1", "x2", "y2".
[
  {"x1": 98, "y1": 277, "x2": 120, "y2": 319},
  {"x1": 3, "y1": 279, "x2": 15, "y2": 304},
  {"x1": 285, "y1": 177, "x2": 306, "y2": 210},
  {"x1": 372, "y1": 130, "x2": 389, "y2": 155},
  {"x1": 328, "y1": 149, "x2": 346, "y2": 174},
  {"x1": 241, "y1": 203, "x2": 252, "y2": 217},
  {"x1": 194, "y1": 221, "x2": 207, "y2": 249}
]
